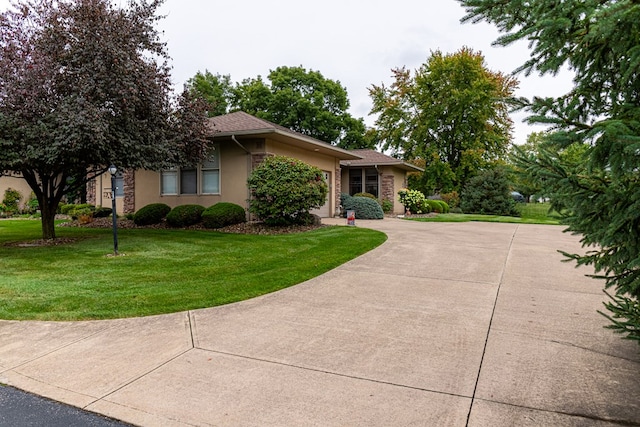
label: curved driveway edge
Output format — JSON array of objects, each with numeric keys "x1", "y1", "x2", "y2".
[{"x1": 1, "y1": 218, "x2": 639, "y2": 426}]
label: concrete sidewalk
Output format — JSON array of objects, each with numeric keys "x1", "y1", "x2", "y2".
[{"x1": 1, "y1": 218, "x2": 638, "y2": 426}]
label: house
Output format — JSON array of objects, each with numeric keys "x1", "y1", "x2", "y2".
[
  {"x1": 340, "y1": 149, "x2": 423, "y2": 215},
  {"x1": 0, "y1": 173, "x2": 33, "y2": 211},
  {"x1": 88, "y1": 111, "x2": 361, "y2": 217},
  {"x1": 2, "y1": 111, "x2": 422, "y2": 218}
]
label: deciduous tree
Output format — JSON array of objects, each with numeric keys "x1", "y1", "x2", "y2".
[
  {"x1": 185, "y1": 70, "x2": 234, "y2": 117},
  {"x1": 0, "y1": 0, "x2": 209, "y2": 239},
  {"x1": 234, "y1": 66, "x2": 372, "y2": 149},
  {"x1": 369, "y1": 47, "x2": 517, "y2": 194}
]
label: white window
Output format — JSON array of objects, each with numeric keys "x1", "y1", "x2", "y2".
[
  {"x1": 201, "y1": 149, "x2": 220, "y2": 194},
  {"x1": 160, "y1": 146, "x2": 220, "y2": 196},
  {"x1": 161, "y1": 169, "x2": 178, "y2": 195}
]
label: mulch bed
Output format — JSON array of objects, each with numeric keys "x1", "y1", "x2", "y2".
[
  {"x1": 3, "y1": 217, "x2": 325, "y2": 247},
  {"x1": 59, "y1": 217, "x2": 324, "y2": 235}
]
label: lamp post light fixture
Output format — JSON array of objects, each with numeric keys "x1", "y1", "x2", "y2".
[{"x1": 108, "y1": 165, "x2": 119, "y2": 256}]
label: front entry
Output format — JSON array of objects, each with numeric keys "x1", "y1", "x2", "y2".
[{"x1": 311, "y1": 171, "x2": 331, "y2": 217}]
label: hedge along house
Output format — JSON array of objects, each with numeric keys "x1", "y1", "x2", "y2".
[
  {"x1": 340, "y1": 149, "x2": 424, "y2": 215},
  {"x1": 88, "y1": 111, "x2": 362, "y2": 217}
]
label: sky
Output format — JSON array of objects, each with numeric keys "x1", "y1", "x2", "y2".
[{"x1": 1, "y1": 0, "x2": 575, "y2": 146}]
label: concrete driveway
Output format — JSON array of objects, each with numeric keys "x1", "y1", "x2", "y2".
[{"x1": 0, "y1": 218, "x2": 638, "y2": 426}]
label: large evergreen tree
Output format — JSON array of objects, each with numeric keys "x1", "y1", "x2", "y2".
[
  {"x1": 369, "y1": 47, "x2": 517, "y2": 194},
  {"x1": 0, "y1": 0, "x2": 209, "y2": 239},
  {"x1": 460, "y1": 0, "x2": 640, "y2": 343}
]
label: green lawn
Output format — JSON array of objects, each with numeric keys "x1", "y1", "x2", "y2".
[
  {"x1": 0, "y1": 220, "x2": 386, "y2": 321},
  {"x1": 407, "y1": 203, "x2": 563, "y2": 225}
]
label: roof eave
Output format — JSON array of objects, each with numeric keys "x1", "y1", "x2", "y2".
[{"x1": 211, "y1": 129, "x2": 362, "y2": 160}]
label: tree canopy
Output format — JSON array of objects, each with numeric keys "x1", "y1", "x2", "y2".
[
  {"x1": 0, "y1": 0, "x2": 209, "y2": 239},
  {"x1": 460, "y1": 0, "x2": 640, "y2": 343},
  {"x1": 369, "y1": 47, "x2": 517, "y2": 194},
  {"x1": 187, "y1": 65, "x2": 374, "y2": 149},
  {"x1": 185, "y1": 70, "x2": 234, "y2": 117}
]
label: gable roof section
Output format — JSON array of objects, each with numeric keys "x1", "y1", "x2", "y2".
[
  {"x1": 341, "y1": 149, "x2": 424, "y2": 172},
  {"x1": 208, "y1": 111, "x2": 361, "y2": 161}
]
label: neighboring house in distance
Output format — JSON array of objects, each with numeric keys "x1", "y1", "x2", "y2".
[
  {"x1": 340, "y1": 149, "x2": 424, "y2": 215},
  {"x1": 88, "y1": 111, "x2": 361, "y2": 217}
]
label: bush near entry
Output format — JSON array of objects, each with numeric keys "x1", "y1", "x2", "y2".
[
  {"x1": 248, "y1": 155, "x2": 328, "y2": 226},
  {"x1": 341, "y1": 194, "x2": 384, "y2": 219}
]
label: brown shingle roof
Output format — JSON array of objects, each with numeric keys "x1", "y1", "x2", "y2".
[
  {"x1": 207, "y1": 111, "x2": 361, "y2": 161},
  {"x1": 340, "y1": 149, "x2": 423, "y2": 172},
  {"x1": 208, "y1": 111, "x2": 293, "y2": 134}
]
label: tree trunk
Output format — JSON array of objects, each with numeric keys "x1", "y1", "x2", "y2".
[{"x1": 40, "y1": 201, "x2": 57, "y2": 240}]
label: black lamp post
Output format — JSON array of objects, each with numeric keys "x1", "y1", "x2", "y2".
[{"x1": 108, "y1": 165, "x2": 119, "y2": 256}]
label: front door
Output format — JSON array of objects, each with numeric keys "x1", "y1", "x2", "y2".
[{"x1": 311, "y1": 171, "x2": 331, "y2": 217}]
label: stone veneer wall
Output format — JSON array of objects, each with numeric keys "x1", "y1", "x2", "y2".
[
  {"x1": 251, "y1": 153, "x2": 270, "y2": 170},
  {"x1": 123, "y1": 169, "x2": 135, "y2": 214},
  {"x1": 381, "y1": 174, "x2": 395, "y2": 203},
  {"x1": 335, "y1": 167, "x2": 342, "y2": 216},
  {"x1": 86, "y1": 179, "x2": 96, "y2": 205}
]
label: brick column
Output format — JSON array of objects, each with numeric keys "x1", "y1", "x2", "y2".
[
  {"x1": 123, "y1": 169, "x2": 135, "y2": 214},
  {"x1": 335, "y1": 167, "x2": 342, "y2": 216},
  {"x1": 381, "y1": 174, "x2": 395, "y2": 203},
  {"x1": 86, "y1": 179, "x2": 96, "y2": 205}
]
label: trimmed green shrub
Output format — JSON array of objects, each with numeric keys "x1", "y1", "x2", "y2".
[
  {"x1": 380, "y1": 198, "x2": 393, "y2": 214},
  {"x1": 397, "y1": 189, "x2": 430, "y2": 214},
  {"x1": 25, "y1": 193, "x2": 39, "y2": 214},
  {"x1": 248, "y1": 155, "x2": 328, "y2": 226},
  {"x1": 59, "y1": 204, "x2": 75, "y2": 215},
  {"x1": 460, "y1": 168, "x2": 519, "y2": 216},
  {"x1": 343, "y1": 196, "x2": 384, "y2": 219},
  {"x1": 133, "y1": 203, "x2": 171, "y2": 226},
  {"x1": 441, "y1": 191, "x2": 460, "y2": 208},
  {"x1": 202, "y1": 202, "x2": 246, "y2": 229},
  {"x1": 2, "y1": 188, "x2": 22, "y2": 213},
  {"x1": 94, "y1": 207, "x2": 113, "y2": 218},
  {"x1": 426, "y1": 199, "x2": 450, "y2": 213},
  {"x1": 353, "y1": 192, "x2": 376, "y2": 200},
  {"x1": 166, "y1": 204, "x2": 205, "y2": 227}
]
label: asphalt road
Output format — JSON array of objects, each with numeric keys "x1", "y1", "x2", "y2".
[{"x1": 0, "y1": 385, "x2": 131, "y2": 427}]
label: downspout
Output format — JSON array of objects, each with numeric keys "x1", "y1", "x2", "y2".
[{"x1": 375, "y1": 164, "x2": 381, "y2": 198}]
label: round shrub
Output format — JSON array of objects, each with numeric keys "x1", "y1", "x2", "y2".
[
  {"x1": 2, "y1": 188, "x2": 22, "y2": 213},
  {"x1": 93, "y1": 207, "x2": 113, "y2": 218},
  {"x1": 342, "y1": 196, "x2": 384, "y2": 219},
  {"x1": 248, "y1": 155, "x2": 328, "y2": 226},
  {"x1": 397, "y1": 189, "x2": 430, "y2": 214},
  {"x1": 133, "y1": 203, "x2": 171, "y2": 226},
  {"x1": 426, "y1": 199, "x2": 449, "y2": 213},
  {"x1": 202, "y1": 203, "x2": 246, "y2": 229},
  {"x1": 166, "y1": 204, "x2": 205, "y2": 227},
  {"x1": 380, "y1": 198, "x2": 393, "y2": 214},
  {"x1": 353, "y1": 192, "x2": 376, "y2": 200}
]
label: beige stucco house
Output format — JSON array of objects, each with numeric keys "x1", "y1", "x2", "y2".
[
  {"x1": 88, "y1": 111, "x2": 361, "y2": 217},
  {"x1": 0, "y1": 173, "x2": 33, "y2": 211},
  {"x1": 340, "y1": 149, "x2": 423, "y2": 215},
  {"x1": 2, "y1": 111, "x2": 422, "y2": 217}
]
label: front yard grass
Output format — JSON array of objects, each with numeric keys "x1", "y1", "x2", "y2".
[
  {"x1": 407, "y1": 203, "x2": 563, "y2": 225},
  {"x1": 0, "y1": 220, "x2": 386, "y2": 321}
]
